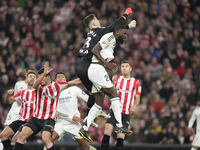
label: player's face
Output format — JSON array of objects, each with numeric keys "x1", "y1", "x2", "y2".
[
  {"x1": 26, "y1": 73, "x2": 36, "y2": 86},
  {"x1": 93, "y1": 17, "x2": 101, "y2": 27},
  {"x1": 55, "y1": 74, "x2": 66, "y2": 82},
  {"x1": 121, "y1": 63, "x2": 132, "y2": 75},
  {"x1": 117, "y1": 29, "x2": 127, "y2": 44},
  {"x1": 38, "y1": 74, "x2": 49, "y2": 86}
]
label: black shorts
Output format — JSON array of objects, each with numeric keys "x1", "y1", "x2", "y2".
[
  {"x1": 24, "y1": 117, "x2": 55, "y2": 135},
  {"x1": 106, "y1": 109, "x2": 130, "y2": 128},
  {"x1": 75, "y1": 57, "x2": 93, "y2": 92},
  {"x1": 9, "y1": 120, "x2": 26, "y2": 133}
]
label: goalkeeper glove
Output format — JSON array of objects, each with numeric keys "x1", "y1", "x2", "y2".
[
  {"x1": 124, "y1": 8, "x2": 133, "y2": 15},
  {"x1": 128, "y1": 20, "x2": 137, "y2": 28},
  {"x1": 123, "y1": 8, "x2": 133, "y2": 19}
]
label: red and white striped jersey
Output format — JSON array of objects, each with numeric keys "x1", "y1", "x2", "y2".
[
  {"x1": 13, "y1": 89, "x2": 35, "y2": 122},
  {"x1": 114, "y1": 76, "x2": 141, "y2": 114},
  {"x1": 33, "y1": 81, "x2": 68, "y2": 120}
]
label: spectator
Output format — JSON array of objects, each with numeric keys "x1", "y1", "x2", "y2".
[
  {"x1": 150, "y1": 94, "x2": 164, "y2": 115},
  {"x1": 148, "y1": 57, "x2": 163, "y2": 79},
  {"x1": 173, "y1": 128, "x2": 190, "y2": 144}
]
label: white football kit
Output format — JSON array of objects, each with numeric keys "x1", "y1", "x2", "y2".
[
  {"x1": 88, "y1": 32, "x2": 115, "y2": 93},
  {"x1": 4, "y1": 81, "x2": 27, "y2": 125},
  {"x1": 188, "y1": 106, "x2": 200, "y2": 147},
  {"x1": 54, "y1": 86, "x2": 89, "y2": 140}
]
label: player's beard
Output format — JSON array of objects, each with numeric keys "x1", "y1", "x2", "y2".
[
  {"x1": 117, "y1": 36, "x2": 124, "y2": 44},
  {"x1": 28, "y1": 82, "x2": 33, "y2": 86}
]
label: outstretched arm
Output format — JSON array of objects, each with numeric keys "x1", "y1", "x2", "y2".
[
  {"x1": 57, "y1": 111, "x2": 83, "y2": 124},
  {"x1": 68, "y1": 78, "x2": 82, "y2": 87},
  {"x1": 105, "y1": 8, "x2": 133, "y2": 32},
  {"x1": 33, "y1": 62, "x2": 53, "y2": 89}
]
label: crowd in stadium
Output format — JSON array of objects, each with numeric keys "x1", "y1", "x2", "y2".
[{"x1": 0, "y1": 0, "x2": 200, "y2": 145}]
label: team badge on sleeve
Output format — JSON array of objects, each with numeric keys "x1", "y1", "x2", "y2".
[{"x1": 102, "y1": 40, "x2": 108, "y2": 44}]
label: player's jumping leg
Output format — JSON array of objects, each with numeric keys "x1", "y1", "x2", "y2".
[
  {"x1": 13, "y1": 126, "x2": 33, "y2": 150},
  {"x1": 101, "y1": 87, "x2": 132, "y2": 135},
  {"x1": 0, "y1": 126, "x2": 15, "y2": 150},
  {"x1": 79, "y1": 92, "x2": 104, "y2": 143}
]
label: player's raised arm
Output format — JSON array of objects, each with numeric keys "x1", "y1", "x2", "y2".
[
  {"x1": 106, "y1": 8, "x2": 133, "y2": 31},
  {"x1": 33, "y1": 62, "x2": 52, "y2": 89}
]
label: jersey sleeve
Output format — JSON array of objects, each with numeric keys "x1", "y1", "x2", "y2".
[
  {"x1": 136, "y1": 80, "x2": 142, "y2": 95},
  {"x1": 14, "y1": 82, "x2": 19, "y2": 95},
  {"x1": 56, "y1": 81, "x2": 69, "y2": 91},
  {"x1": 76, "y1": 87, "x2": 89, "y2": 102},
  {"x1": 13, "y1": 91, "x2": 22, "y2": 101},
  {"x1": 99, "y1": 34, "x2": 112, "y2": 49},
  {"x1": 104, "y1": 17, "x2": 126, "y2": 32},
  {"x1": 188, "y1": 109, "x2": 197, "y2": 128}
]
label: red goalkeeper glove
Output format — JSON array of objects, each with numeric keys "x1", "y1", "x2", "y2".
[
  {"x1": 124, "y1": 8, "x2": 133, "y2": 15},
  {"x1": 122, "y1": 8, "x2": 133, "y2": 19}
]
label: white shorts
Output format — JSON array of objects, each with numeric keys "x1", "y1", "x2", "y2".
[
  {"x1": 4, "y1": 112, "x2": 19, "y2": 126},
  {"x1": 192, "y1": 133, "x2": 200, "y2": 147},
  {"x1": 54, "y1": 121, "x2": 82, "y2": 141},
  {"x1": 88, "y1": 64, "x2": 113, "y2": 93}
]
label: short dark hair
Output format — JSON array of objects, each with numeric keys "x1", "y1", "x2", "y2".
[
  {"x1": 26, "y1": 71, "x2": 37, "y2": 78},
  {"x1": 55, "y1": 72, "x2": 66, "y2": 80},
  {"x1": 37, "y1": 67, "x2": 50, "y2": 76},
  {"x1": 114, "y1": 25, "x2": 126, "y2": 33},
  {"x1": 121, "y1": 60, "x2": 131, "y2": 66},
  {"x1": 26, "y1": 67, "x2": 35, "y2": 73},
  {"x1": 83, "y1": 14, "x2": 95, "y2": 28}
]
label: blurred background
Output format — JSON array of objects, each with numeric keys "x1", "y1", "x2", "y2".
[{"x1": 0, "y1": 0, "x2": 200, "y2": 149}]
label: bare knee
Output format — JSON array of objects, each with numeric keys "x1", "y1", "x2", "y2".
[{"x1": 42, "y1": 132, "x2": 51, "y2": 145}]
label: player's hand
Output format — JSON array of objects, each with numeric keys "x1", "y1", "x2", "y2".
[
  {"x1": 128, "y1": 20, "x2": 137, "y2": 29},
  {"x1": 112, "y1": 75, "x2": 118, "y2": 84},
  {"x1": 72, "y1": 116, "x2": 84, "y2": 125},
  {"x1": 7, "y1": 89, "x2": 14, "y2": 95},
  {"x1": 44, "y1": 62, "x2": 53, "y2": 75},
  {"x1": 129, "y1": 105, "x2": 136, "y2": 117},
  {"x1": 17, "y1": 100, "x2": 21, "y2": 105},
  {"x1": 105, "y1": 63, "x2": 118, "y2": 72},
  {"x1": 188, "y1": 127, "x2": 194, "y2": 134},
  {"x1": 124, "y1": 8, "x2": 133, "y2": 16}
]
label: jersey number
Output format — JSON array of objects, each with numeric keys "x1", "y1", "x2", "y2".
[
  {"x1": 85, "y1": 37, "x2": 91, "y2": 48},
  {"x1": 104, "y1": 75, "x2": 109, "y2": 81}
]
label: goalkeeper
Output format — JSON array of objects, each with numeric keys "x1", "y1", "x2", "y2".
[{"x1": 76, "y1": 8, "x2": 137, "y2": 143}]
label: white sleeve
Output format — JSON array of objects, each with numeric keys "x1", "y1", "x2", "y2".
[
  {"x1": 188, "y1": 109, "x2": 197, "y2": 128},
  {"x1": 76, "y1": 87, "x2": 89, "y2": 102},
  {"x1": 99, "y1": 34, "x2": 111, "y2": 49},
  {"x1": 14, "y1": 82, "x2": 19, "y2": 95}
]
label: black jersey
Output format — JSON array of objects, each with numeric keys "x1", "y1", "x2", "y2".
[{"x1": 78, "y1": 17, "x2": 126, "y2": 61}]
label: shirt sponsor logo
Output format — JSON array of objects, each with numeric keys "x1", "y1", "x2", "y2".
[{"x1": 116, "y1": 87, "x2": 131, "y2": 93}]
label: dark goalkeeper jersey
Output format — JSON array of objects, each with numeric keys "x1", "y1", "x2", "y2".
[{"x1": 78, "y1": 16, "x2": 126, "y2": 61}]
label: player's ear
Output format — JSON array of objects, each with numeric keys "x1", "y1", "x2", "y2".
[{"x1": 47, "y1": 75, "x2": 51, "y2": 80}]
